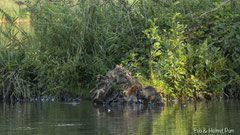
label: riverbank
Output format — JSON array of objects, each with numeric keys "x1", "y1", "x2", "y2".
[
  {"x1": 0, "y1": 92, "x2": 83, "y2": 103},
  {"x1": 0, "y1": 0, "x2": 240, "y2": 101}
]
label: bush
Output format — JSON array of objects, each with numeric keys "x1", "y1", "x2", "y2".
[{"x1": 124, "y1": 17, "x2": 229, "y2": 100}]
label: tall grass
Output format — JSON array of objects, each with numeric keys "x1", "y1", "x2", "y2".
[
  {"x1": 0, "y1": 0, "x2": 240, "y2": 100},
  {"x1": 0, "y1": 14, "x2": 30, "y2": 101}
]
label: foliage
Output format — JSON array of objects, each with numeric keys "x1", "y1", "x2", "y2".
[
  {"x1": 0, "y1": 0, "x2": 240, "y2": 100},
  {"x1": 181, "y1": 0, "x2": 240, "y2": 97},
  {"x1": 123, "y1": 0, "x2": 240, "y2": 100},
  {"x1": 124, "y1": 16, "x2": 228, "y2": 100},
  {"x1": 1, "y1": 0, "x2": 144, "y2": 97}
]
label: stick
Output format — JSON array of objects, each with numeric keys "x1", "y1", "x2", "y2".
[{"x1": 198, "y1": 0, "x2": 230, "y2": 18}]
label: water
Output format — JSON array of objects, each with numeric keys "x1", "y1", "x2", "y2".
[{"x1": 0, "y1": 100, "x2": 239, "y2": 135}]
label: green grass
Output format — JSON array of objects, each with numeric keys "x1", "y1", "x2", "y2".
[{"x1": 0, "y1": 0, "x2": 29, "y2": 20}]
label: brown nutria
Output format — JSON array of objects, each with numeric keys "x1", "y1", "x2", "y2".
[
  {"x1": 137, "y1": 86, "x2": 157, "y2": 98},
  {"x1": 137, "y1": 86, "x2": 162, "y2": 103},
  {"x1": 148, "y1": 93, "x2": 162, "y2": 103}
]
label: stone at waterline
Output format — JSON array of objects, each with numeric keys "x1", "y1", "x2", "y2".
[{"x1": 91, "y1": 64, "x2": 163, "y2": 106}]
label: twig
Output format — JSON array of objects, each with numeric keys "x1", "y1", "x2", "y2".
[
  {"x1": 126, "y1": 10, "x2": 137, "y2": 41},
  {"x1": 198, "y1": 0, "x2": 230, "y2": 18}
]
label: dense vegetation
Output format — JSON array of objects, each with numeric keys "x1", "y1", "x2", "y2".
[{"x1": 0, "y1": 0, "x2": 240, "y2": 101}]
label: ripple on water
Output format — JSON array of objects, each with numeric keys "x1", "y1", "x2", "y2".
[
  {"x1": 14, "y1": 127, "x2": 35, "y2": 130},
  {"x1": 55, "y1": 124, "x2": 83, "y2": 127}
]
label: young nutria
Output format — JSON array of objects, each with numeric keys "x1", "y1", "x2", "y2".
[{"x1": 123, "y1": 84, "x2": 143, "y2": 103}]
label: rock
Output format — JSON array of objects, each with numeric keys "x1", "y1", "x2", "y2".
[
  {"x1": 60, "y1": 92, "x2": 73, "y2": 102},
  {"x1": 51, "y1": 98, "x2": 56, "y2": 102},
  {"x1": 127, "y1": 95, "x2": 137, "y2": 104}
]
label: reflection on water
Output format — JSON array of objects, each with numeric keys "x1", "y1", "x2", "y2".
[{"x1": 0, "y1": 100, "x2": 239, "y2": 135}]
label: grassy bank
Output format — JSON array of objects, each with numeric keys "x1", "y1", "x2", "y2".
[{"x1": 0, "y1": 0, "x2": 240, "y2": 101}]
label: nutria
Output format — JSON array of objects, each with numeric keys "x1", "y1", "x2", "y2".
[
  {"x1": 137, "y1": 86, "x2": 157, "y2": 98},
  {"x1": 123, "y1": 84, "x2": 142, "y2": 103},
  {"x1": 137, "y1": 86, "x2": 162, "y2": 103}
]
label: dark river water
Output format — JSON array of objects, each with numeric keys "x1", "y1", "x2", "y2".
[{"x1": 0, "y1": 100, "x2": 239, "y2": 135}]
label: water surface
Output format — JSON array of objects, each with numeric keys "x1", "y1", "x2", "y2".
[{"x1": 0, "y1": 100, "x2": 239, "y2": 135}]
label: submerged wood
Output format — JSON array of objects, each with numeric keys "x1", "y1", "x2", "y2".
[{"x1": 92, "y1": 64, "x2": 163, "y2": 106}]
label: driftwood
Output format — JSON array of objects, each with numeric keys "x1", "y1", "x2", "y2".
[{"x1": 92, "y1": 64, "x2": 162, "y2": 106}]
